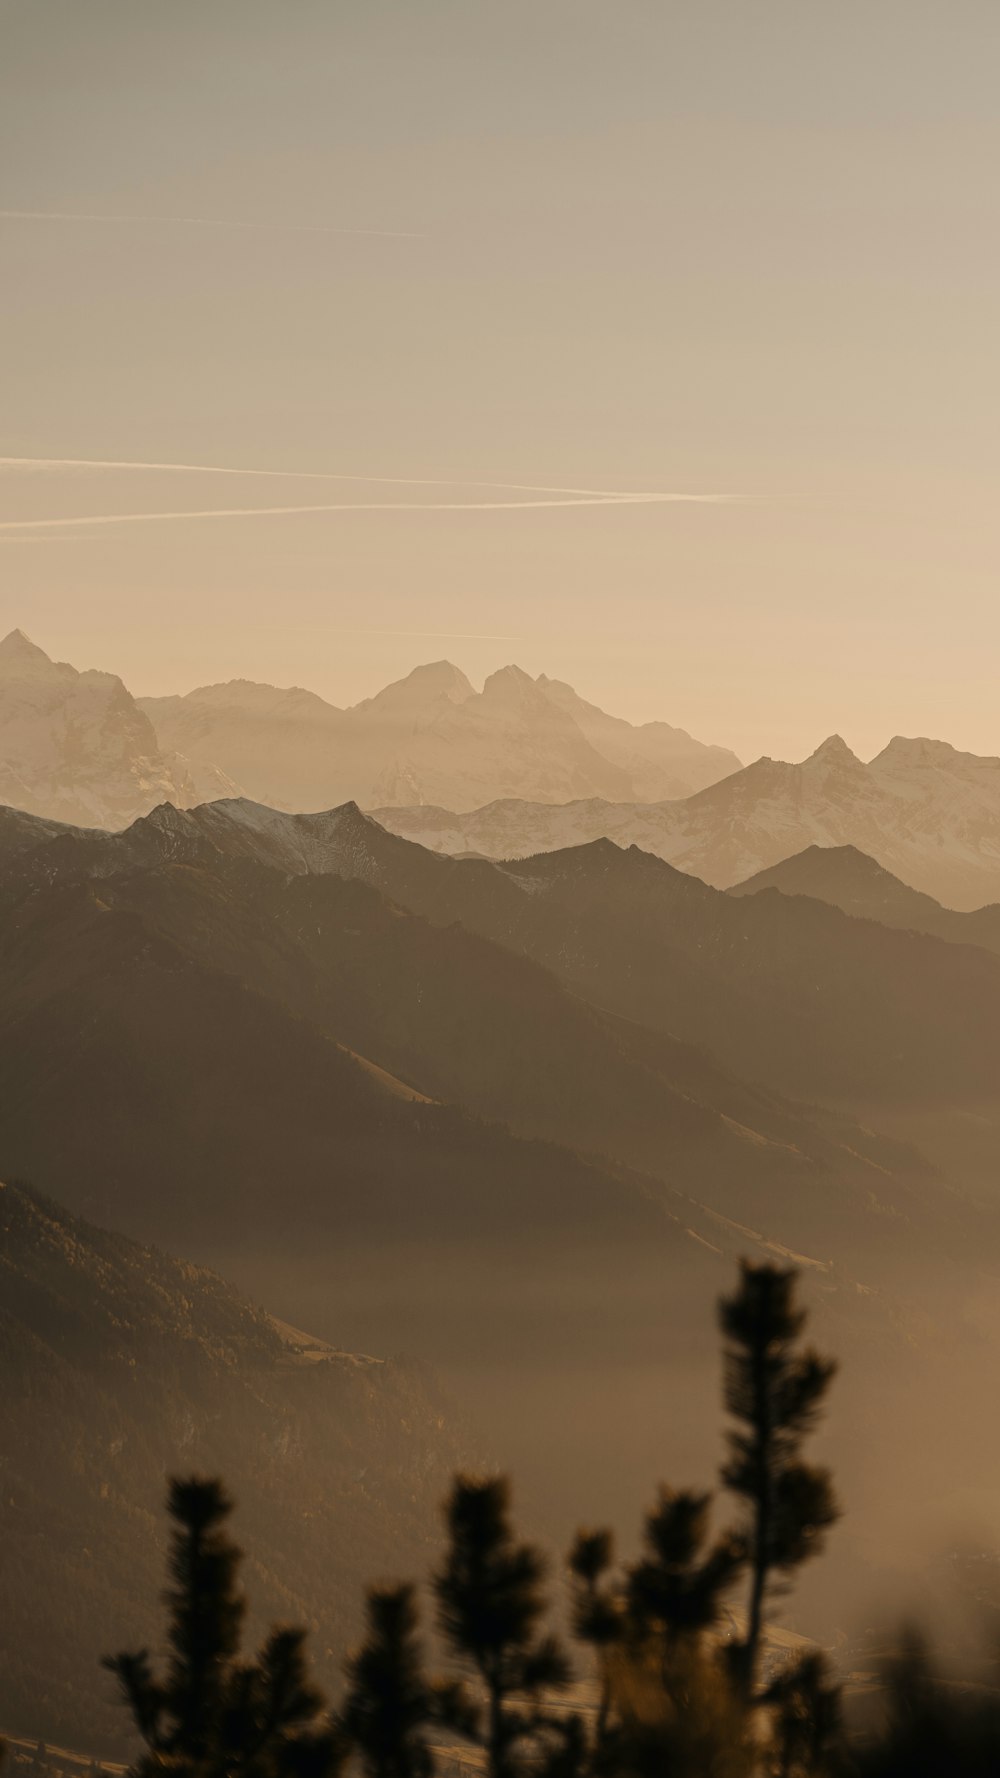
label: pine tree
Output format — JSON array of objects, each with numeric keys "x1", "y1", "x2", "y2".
[
  {"x1": 718, "y1": 1263, "x2": 839, "y2": 1701},
  {"x1": 434, "y1": 1476, "x2": 569, "y2": 1778},
  {"x1": 338, "y1": 1583, "x2": 471, "y2": 1778},
  {"x1": 626, "y1": 1488, "x2": 745, "y2": 1663},
  {"x1": 567, "y1": 1529, "x2": 619, "y2": 1750},
  {"x1": 104, "y1": 1476, "x2": 339, "y2": 1778}
]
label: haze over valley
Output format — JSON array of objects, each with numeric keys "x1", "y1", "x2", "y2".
[{"x1": 6, "y1": 4, "x2": 1000, "y2": 1772}]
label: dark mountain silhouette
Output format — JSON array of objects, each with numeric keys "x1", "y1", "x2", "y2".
[
  {"x1": 0, "y1": 863, "x2": 752, "y2": 1527},
  {"x1": 5, "y1": 793, "x2": 1000, "y2": 1121},
  {"x1": 0, "y1": 807, "x2": 985, "y2": 1278},
  {"x1": 0, "y1": 1178, "x2": 473, "y2": 1755},
  {"x1": 730, "y1": 844, "x2": 1000, "y2": 958},
  {"x1": 4, "y1": 803, "x2": 1000, "y2": 1680}
]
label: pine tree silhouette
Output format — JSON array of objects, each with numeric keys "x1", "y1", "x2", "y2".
[
  {"x1": 434, "y1": 1477, "x2": 569, "y2": 1778},
  {"x1": 338, "y1": 1583, "x2": 473, "y2": 1778},
  {"x1": 103, "y1": 1476, "x2": 339, "y2": 1778},
  {"x1": 626, "y1": 1488, "x2": 745, "y2": 1662},
  {"x1": 567, "y1": 1529, "x2": 619, "y2": 1751},
  {"x1": 718, "y1": 1263, "x2": 839, "y2": 1701}
]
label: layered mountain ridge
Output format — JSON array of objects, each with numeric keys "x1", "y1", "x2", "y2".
[
  {"x1": 0, "y1": 630, "x2": 739, "y2": 827},
  {"x1": 377, "y1": 730, "x2": 1000, "y2": 909},
  {"x1": 141, "y1": 656, "x2": 740, "y2": 810},
  {"x1": 4, "y1": 794, "x2": 1000, "y2": 1725}
]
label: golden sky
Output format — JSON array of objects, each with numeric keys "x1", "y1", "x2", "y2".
[{"x1": 2, "y1": 1, "x2": 999, "y2": 763}]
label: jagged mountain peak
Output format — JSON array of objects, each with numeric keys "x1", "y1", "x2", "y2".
[
  {"x1": 805, "y1": 734, "x2": 862, "y2": 767},
  {"x1": 353, "y1": 659, "x2": 475, "y2": 714},
  {"x1": 0, "y1": 627, "x2": 67, "y2": 677},
  {"x1": 482, "y1": 662, "x2": 537, "y2": 698},
  {"x1": 0, "y1": 626, "x2": 39, "y2": 656}
]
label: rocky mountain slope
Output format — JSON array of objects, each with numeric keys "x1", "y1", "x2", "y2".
[
  {"x1": 0, "y1": 630, "x2": 233, "y2": 828},
  {"x1": 139, "y1": 660, "x2": 739, "y2": 811},
  {"x1": 0, "y1": 1179, "x2": 473, "y2": 1754},
  {"x1": 375, "y1": 733, "x2": 1000, "y2": 909}
]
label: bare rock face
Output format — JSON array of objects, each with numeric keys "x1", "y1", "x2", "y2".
[{"x1": 0, "y1": 629, "x2": 233, "y2": 829}]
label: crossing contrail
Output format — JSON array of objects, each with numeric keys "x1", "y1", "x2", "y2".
[
  {"x1": 0, "y1": 454, "x2": 731, "y2": 503},
  {"x1": 0, "y1": 454, "x2": 739, "y2": 531},
  {"x1": 0, "y1": 492, "x2": 732, "y2": 534}
]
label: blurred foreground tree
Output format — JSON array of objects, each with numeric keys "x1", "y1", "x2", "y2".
[
  {"x1": 337, "y1": 1583, "x2": 475, "y2": 1778},
  {"x1": 854, "y1": 1628, "x2": 1000, "y2": 1778},
  {"x1": 96, "y1": 1262, "x2": 995, "y2": 1778},
  {"x1": 719, "y1": 1263, "x2": 839, "y2": 1700},
  {"x1": 434, "y1": 1477, "x2": 570, "y2": 1778},
  {"x1": 104, "y1": 1476, "x2": 341, "y2": 1778}
]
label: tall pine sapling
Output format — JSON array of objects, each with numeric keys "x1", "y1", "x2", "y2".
[
  {"x1": 104, "y1": 1476, "x2": 338, "y2": 1778},
  {"x1": 338, "y1": 1582, "x2": 473, "y2": 1778},
  {"x1": 568, "y1": 1529, "x2": 620, "y2": 1750},
  {"x1": 434, "y1": 1476, "x2": 569, "y2": 1778},
  {"x1": 718, "y1": 1263, "x2": 838, "y2": 1700}
]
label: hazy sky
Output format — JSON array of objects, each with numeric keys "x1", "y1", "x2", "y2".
[{"x1": 3, "y1": 1, "x2": 1000, "y2": 763}]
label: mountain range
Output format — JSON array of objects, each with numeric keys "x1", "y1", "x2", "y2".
[
  {"x1": 0, "y1": 630, "x2": 736, "y2": 826},
  {"x1": 139, "y1": 661, "x2": 740, "y2": 811},
  {"x1": 10, "y1": 792, "x2": 995, "y2": 1119},
  {"x1": 376, "y1": 732, "x2": 1000, "y2": 910},
  {"x1": 8, "y1": 630, "x2": 1000, "y2": 912},
  {"x1": 5, "y1": 793, "x2": 1000, "y2": 1668}
]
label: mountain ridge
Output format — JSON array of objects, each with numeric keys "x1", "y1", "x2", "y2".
[{"x1": 374, "y1": 730, "x2": 1000, "y2": 909}]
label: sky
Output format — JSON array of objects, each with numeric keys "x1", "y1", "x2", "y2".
[{"x1": 2, "y1": 0, "x2": 1000, "y2": 764}]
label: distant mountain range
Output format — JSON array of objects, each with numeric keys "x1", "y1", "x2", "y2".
[
  {"x1": 377, "y1": 732, "x2": 1000, "y2": 910},
  {"x1": 0, "y1": 630, "x2": 737, "y2": 827},
  {"x1": 8, "y1": 630, "x2": 1000, "y2": 909},
  {"x1": 0, "y1": 1178, "x2": 472, "y2": 1754},
  {"x1": 139, "y1": 661, "x2": 740, "y2": 810}
]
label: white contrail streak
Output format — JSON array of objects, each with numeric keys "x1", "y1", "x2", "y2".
[
  {"x1": 0, "y1": 454, "x2": 721, "y2": 503},
  {"x1": 0, "y1": 210, "x2": 422, "y2": 239},
  {"x1": 0, "y1": 492, "x2": 729, "y2": 534},
  {"x1": 0, "y1": 455, "x2": 741, "y2": 534}
]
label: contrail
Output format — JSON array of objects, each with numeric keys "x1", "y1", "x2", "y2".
[
  {"x1": 0, "y1": 492, "x2": 730, "y2": 534},
  {"x1": 0, "y1": 454, "x2": 720, "y2": 503},
  {"x1": 0, "y1": 210, "x2": 422, "y2": 240}
]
